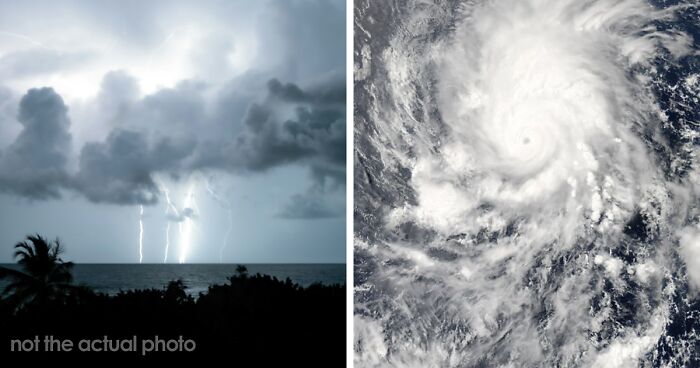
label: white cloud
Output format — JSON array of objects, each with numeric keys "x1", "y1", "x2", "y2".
[{"x1": 679, "y1": 226, "x2": 700, "y2": 291}]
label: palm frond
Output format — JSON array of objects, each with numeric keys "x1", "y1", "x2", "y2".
[
  {"x1": 50, "y1": 238, "x2": 65, "y2": 259},
  {"x1": 2, "y1": 235, "x2": 76, "y2": 311},
  {"x1": 13, "y1": 241, "x2": 35, "y2": 260},
  {"x1": 27, "y1": 234, "x2": 50, "y2": 259}
]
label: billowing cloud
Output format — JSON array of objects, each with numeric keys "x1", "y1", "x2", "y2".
[
  {"x1": 196, "y1": 75, "x2": 345, "y2": 171},
  {"x1": 73, "y1": 129, "x2": 196, "y2": 205},
  {"x1": 0, "y1": 0, "x2": 345, "y2": 220},
  {"x1": 679, "y1": 227, "x2": 700, "y2": 292},
  {"x1": 0, "y1": 87, "x2": 71, "y2": 199},
  {"x1": 0, "y1": 73, "x2": 344, "y2": 212}
]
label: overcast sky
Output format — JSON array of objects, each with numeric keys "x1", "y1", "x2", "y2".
[{"x1": 0, "y1": 0, "x2": 346, "y2": 263}]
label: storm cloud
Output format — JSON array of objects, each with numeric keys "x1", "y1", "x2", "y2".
[
  {"x1": 0, "y1": 0, "x2": 345, "y2": 263},
  {"x1": 73, "y1": 129, "x2": 196, "y2": 205},
  {"x1": 199, "y1": 75, "x2": 346, "y2": 172},
  {"x1": 0, "y1": 73, "x2": 345, "y2": 209},
  {"x1": 0, "y1": 0, "x2": 345, "y2": 222},
  {"x1": 0, "y1": 87, "x2": 71, "y2": 199}
]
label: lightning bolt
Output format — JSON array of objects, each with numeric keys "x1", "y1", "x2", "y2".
[
  {"x1": 138, "y1": 205, "x2": 144, "y2": 264},
  {"x1": 205, "y1": 180, "x2": 233, "y2": 263},
  {"x1": 159, "y1": 184, "x2": 181, "y2": 263},
  {"x1": 178, "y1": 181, "x2": 197, "y2": 264}
]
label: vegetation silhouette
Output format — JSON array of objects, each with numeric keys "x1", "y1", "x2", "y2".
[
  {"x1": 0, "y1": 235, "x2": 75, "y2": 312},
  {"x1": 0, "y1": 235, "x2": 345, "y2": 364}
]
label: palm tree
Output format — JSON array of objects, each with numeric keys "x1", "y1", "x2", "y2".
[{"x1": 0, "y1": 234, "x2": 74, "y2": 310}]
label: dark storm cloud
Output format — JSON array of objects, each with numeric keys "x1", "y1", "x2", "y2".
[
  {"x1": 0, "y1": 1, "x2": 345, "y2": 216},
  {"x1": 0, "y1": 87, "x2": 71, "y2": 199},
  {"x1": 0, "y1": 74, "x2": 344, "y2": 211},
  {"x1": 267, "y1": 74, "x2": 346, "y2": 105},
  {"x1": 198, "y1": 76, "x2": 346, "y2": 172},
  {"x1": 267, "y1": 79, "x2": 307, "y2": 102},
  {"x1": 235, "y1": 103, "x2": 319, "y2": 170},
  {"x1": 140, "y1": 81, "x2": 207, "y2": 128},
  {"x1": 212, "y1": 73, "x2": 266, "y2": 133},
  {"x1": 73, "y1": 129, "x2": 196, "y2": 205},
  {"x1": 0, "y1": 74, "x2": 343, "y2": 207},
  {"x1": 92, "y1": 74, "x2": 347, "y2": 208}
]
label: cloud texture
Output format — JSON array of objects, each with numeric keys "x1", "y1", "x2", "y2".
[{"x1": 0, "y1": 0, "x2": 346, "y2": 218}]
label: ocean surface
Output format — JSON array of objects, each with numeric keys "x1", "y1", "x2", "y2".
[{"x1": 0, "y1": 263, "x2": 345, "y2": 296}]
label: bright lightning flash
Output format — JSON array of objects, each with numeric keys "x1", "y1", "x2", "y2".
[
  {"x1": 178, "y1": 182, "x2": 197, "y2": 264},
  {"x1": 138, "y1": 205, "x2": 144, "y2": 264}
]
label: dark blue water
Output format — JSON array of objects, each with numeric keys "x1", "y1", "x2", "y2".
[{"x1": 0, "y1": 264, "x2": 345, "y2": 296}]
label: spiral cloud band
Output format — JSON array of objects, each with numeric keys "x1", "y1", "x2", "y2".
[{"x1": 354, "y1": 0, "x2": 700, "y2": 366}]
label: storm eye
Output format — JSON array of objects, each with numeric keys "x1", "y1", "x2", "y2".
[{"x1": 523, "y1": 137, "x2": 531, "y2": 145}]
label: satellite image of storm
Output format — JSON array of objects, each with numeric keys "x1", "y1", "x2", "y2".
[{"x1": 353, "y1": 0, "x2": 700, "y2": 367}]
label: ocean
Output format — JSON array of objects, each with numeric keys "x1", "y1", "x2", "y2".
[{"x1": 0, "y1": 263, "x2": 345, "y2": 296}]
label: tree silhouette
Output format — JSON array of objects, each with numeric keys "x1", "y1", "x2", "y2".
[
  {"x1": 235, "y1": 264, "x2": 248, "y2": 277},
  {"x1": 0, "y1": 234, "x2": 74, "y2": 311},
  {"x1": 164, "y1": 279, "x2": 192, "y2": 304},
  {"x1": 0, "y1": 236, "x2": 345, "y2": 363}
]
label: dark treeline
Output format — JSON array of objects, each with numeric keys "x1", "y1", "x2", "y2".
[{"x1": 0, "y1": 235, "x2": 346, "y2": 364}]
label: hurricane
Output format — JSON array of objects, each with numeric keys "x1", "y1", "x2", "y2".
[{"x1": 354, "y1": 0, "x2": 700, "y2": 366}]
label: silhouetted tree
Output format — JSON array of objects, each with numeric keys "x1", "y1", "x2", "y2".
[
  {"x1": 235, "y1": 264, "x2": 248, "y2": 278},
  {"x1": 0, "y1": 237, "x2": 345, "y2": 364},
  {"x1": 164, "y1": 279, "x2": 191, "y2": 304},
  {"x1": 0, "y1": 234, "x2": 74, "y2": 311}
]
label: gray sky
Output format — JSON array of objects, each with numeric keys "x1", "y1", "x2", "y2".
[{"x1": 0, "y1": 0, "x2": 346, "y2": 263}]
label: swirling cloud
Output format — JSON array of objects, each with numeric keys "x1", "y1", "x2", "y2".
[{"x1": 355, "y1": 0, "x2": 700, "y2": 366}]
